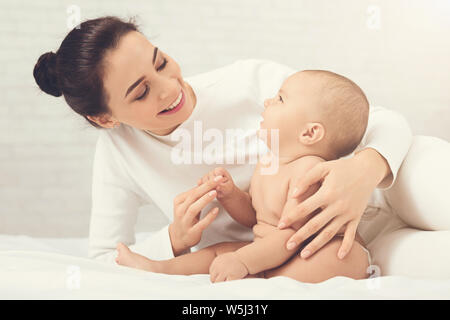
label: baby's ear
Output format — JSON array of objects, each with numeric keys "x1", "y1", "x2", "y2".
[{"x1": 298, "y1": 122, "x2": 325, "y2": 145}]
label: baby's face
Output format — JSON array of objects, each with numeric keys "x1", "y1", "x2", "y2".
[{"x1": 260, "y1": 72, "x2": 322, "y2": 148}]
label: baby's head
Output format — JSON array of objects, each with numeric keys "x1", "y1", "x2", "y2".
[{"x1": 260, "y1": 70, "x2": 369, "y2": 160}]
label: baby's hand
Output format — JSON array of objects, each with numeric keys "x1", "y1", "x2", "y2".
[
  {"x1": 209, "y1": 252, "x2": 249, "y2": 283},
  {"x1": 197, "y1": 167, "x2": 236, "y2": 200}
]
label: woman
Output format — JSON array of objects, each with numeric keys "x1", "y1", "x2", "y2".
[{"x1": 33, "y1": 16, "x2": 450, "y2": 277}]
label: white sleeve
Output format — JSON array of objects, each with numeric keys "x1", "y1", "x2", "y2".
[
  {"x1": 356, "y1": 105, "x2": 413, "y2": 189},
  {"x1": 88, "y1": 134, "x2": 177, "y2": 264}
]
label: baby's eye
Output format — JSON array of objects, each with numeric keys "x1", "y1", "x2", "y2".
[{"x1": 278, "y1": 95, "x2": 283, "y2": 103}]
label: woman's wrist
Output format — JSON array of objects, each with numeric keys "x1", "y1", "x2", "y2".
[
  {"x1": 354, "y1": 147, "x2": 392, "y2": 188},
  {"x1": 168, "y1": 223, "x2": 188, "y2": 257}
]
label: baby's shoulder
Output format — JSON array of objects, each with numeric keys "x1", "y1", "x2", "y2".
[{"x1": 287, "y1": 156, "x2": 325, "y2": 182}]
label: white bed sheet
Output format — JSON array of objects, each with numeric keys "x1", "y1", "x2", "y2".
[{"x1": 1, "y1": 232, "x2": 449, "y2": 299}]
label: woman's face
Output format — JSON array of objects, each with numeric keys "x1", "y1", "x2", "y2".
[{"x1": 90, "y1": 31, "x2": 196, "y2": 135}]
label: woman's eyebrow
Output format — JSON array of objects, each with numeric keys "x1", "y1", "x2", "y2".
[
  {"x1": 124, "y1": 47, "x2": 159, "y2": 98},
  {"x1": 125, "y1": 76, "x2": 145, "y2": 98},
  {"x1": 152, "y1": 46, "x2": 158, "y2": 64}
]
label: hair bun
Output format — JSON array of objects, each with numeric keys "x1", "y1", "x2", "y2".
[{"x1": 33, "y1": 51, "x2": 62, "y2": 97}]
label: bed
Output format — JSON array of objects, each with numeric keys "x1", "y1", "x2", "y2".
[{"x1": 1, "y1": 232, "x2": 450, "y2": 299}]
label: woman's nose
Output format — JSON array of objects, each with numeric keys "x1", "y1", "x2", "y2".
[
  {"x1": 158, "y1": 77, "x2": 177, "y2": 101},
  {"x1": 159, "y1": 91, "x2": 170, "y2": 100}
]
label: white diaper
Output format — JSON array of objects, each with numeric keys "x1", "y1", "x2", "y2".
[
  {"x1": 334, "y1": 234, "x2": 372, "y2": 266},
  {"x1": 359, "y1": 243, "x2": 373, "y2": 266}
]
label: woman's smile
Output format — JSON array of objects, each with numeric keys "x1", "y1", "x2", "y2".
[{"x1": 158, "y1": 89, "x2": 185, "y2": 116}]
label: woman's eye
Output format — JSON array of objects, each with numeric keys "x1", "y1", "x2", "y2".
[
  {"x1": 136, "y1": 84, "x2": 149, "y2": 101},
  {"x1": 278, "y1": 95, "x2": 283, "y2": 103},
  {"x1": 136, "y1": 58, "x2": 168, "y2": 101},
  {"x1": 157, "y1": 57, "x2": 168, "y2": 71}
]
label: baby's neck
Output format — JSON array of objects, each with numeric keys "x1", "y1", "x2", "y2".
[
  {"x1": 266, "y1": 145, "x2": 333, "y2": 166},
  {"x1": 260, "y1": 151, "x2": 307, "y2": 170}
]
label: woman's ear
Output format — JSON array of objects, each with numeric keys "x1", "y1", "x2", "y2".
[
  {"x1": 298, "y1": 122, "x2": 325, "y2": 145},
  {"x1": 87, "y1": 114, "x2": 119, "y2": 129}
]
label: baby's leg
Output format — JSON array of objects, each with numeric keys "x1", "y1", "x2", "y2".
[
  {"x1": 116, "y1": 241, "x2": 251, "y2": 275},
  {"x1": 264, "y1": 236, "x2": 370, "y2": 283}
]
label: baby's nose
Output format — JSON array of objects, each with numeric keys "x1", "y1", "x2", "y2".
[{"x1": 264, "y1": 99, "x2": 270, "y2": 108}]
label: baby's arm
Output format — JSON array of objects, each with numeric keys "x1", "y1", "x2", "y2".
[
  {"x1": 235, "y1": 157, "x2": 324, "y2": 275},
  {"x1": 219, "y1": 186, "x2": 256, "y2": 228},
  {"x1": 234, "y1": 197, "x2": 300, "y2": 274},
  {"x1": 198, "y1": 167, "x2": 256, "y2": 228}
]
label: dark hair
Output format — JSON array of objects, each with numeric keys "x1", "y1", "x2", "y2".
[{"x1": 33, "y1": 16, "x2": 140, "y2": 129}]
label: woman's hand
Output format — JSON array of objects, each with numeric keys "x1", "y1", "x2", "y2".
[
  {"x1": 197, "y1": 167, "x2": 236, "y2": 201},
  {"x1": 278, "y1": 148, "x2": 391, "y2": 260},
  {"x1": 169, "y1": 176, "x2": 225, "y2": 256}
]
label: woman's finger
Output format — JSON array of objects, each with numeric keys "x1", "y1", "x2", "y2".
[
  {"x1": 177, "y1": 173, "x2": 211, "y2": 204},
  {"x1": 174, "y1": 191, "x2": 189, "y2": 206},
  {"x1": 285, "y1": 205, "x2": 338, "y2": 251},
  {"x1": 179, "y1": 176, "x2": 223, "y2": 212},
  {"x1": 278, "y1": 190, "x2": 326, "y2": 228},
  {"x1": 337, "y1": 219, "x2": 359, "y2": 259},
  {"x1": 184, "y1": 190, "x2": 218, "y2": 223},
  {"x1": 291, "y1": 162, "x2": 328, "y2": 198},
  {"x1": 190, "y1": 207, "x2": 219, "y2": 235},
  {"x1": 298, "y1": 216, "x2": 346, "y2": 259}
]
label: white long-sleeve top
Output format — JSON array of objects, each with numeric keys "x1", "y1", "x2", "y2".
[{"x1": 88, "y1": 59, "x2": 412, "y2": 264}]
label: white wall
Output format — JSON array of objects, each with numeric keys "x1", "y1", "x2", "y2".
[{"x1": 1, "y1": 0, "x2": 449, "y2": 237}]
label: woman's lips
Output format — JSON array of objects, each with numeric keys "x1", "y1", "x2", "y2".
[{"x1": 158, "y1": 90, "x2": 185, "y2": 116}]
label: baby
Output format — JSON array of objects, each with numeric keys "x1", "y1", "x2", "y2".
[{"x1": 115, "y1": 70, "x2": 371, "y2": 283}]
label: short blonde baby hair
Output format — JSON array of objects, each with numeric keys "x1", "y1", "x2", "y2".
[{"x1": 303, "y1": 70, "x2": 370, "y2": 159}]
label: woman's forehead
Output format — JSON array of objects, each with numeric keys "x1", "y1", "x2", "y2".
[
  {"x1": 105, "y1": 31, "x2": 153, "y2": 72},
  {"x1": 102, "y1": 32, "x2": 154, "y2": 101}
]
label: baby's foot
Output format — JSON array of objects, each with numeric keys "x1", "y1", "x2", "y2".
[{"x1": 115, "y1": 242, "x2": 162, "y2": 272}]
